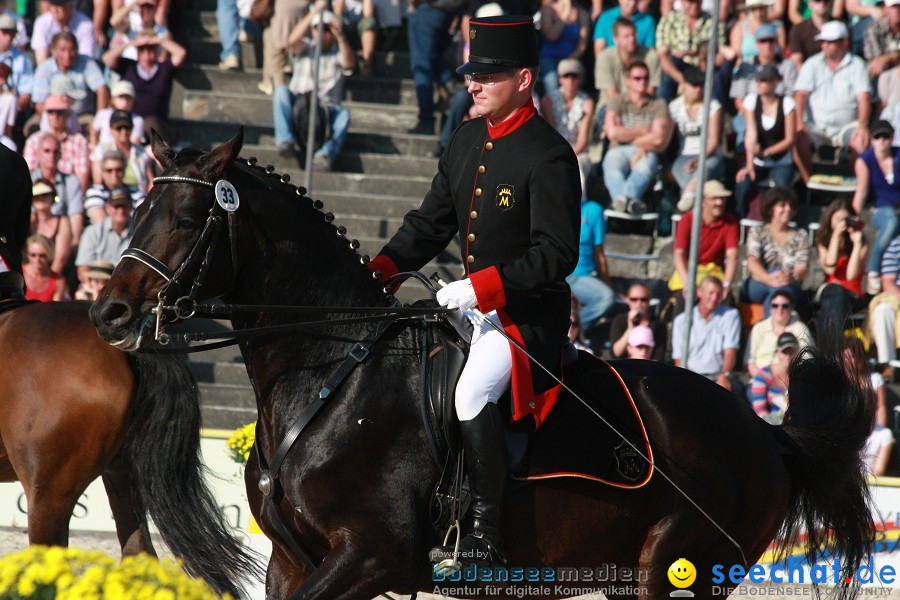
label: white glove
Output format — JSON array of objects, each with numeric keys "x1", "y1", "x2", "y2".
[{"x1": 436, "y1": 279, "x2": 478, "y2": 311}]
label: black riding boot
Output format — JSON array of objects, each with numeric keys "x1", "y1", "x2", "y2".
[
  {"x1": 0, "y1": 272, "x2": 26, "y2": 302},
  {"x1": 456, "y1": 402, "x2": 507, "y2": 566}
]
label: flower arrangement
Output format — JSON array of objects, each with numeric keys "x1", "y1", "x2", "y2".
[
  {"x1": 0, "y1": 546, "x2": 228, "y2": 599},
  {"x1": 226, "y1": 422, "x2": 256, "y2": 465}
]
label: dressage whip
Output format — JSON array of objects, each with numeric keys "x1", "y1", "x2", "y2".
[{"x1": 433, "y1": 277, "x2": 749, "y2": 567}]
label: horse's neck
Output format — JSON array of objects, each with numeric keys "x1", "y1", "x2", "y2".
[{"x1": 227, "y1": 187, "x2": 395, "y2": 416}]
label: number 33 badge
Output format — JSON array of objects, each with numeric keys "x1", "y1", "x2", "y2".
[{"x1": 215, "y1": 180, "x2": 240, "y2": 212}]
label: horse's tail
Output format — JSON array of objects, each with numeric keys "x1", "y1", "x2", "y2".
[
  {"x1": 776, "y1": 326, "x2": 875, "y2": 600},
  {"x1": 124, "y1": 353, "x2": 265, "y2": 599}
]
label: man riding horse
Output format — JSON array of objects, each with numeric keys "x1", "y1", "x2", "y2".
[
  {"x1": 0, "y1": 142, "x2": 32, "y2": 301},
  {"x1": 368, "y1": 15, "x2": 582, "y2": 567}
]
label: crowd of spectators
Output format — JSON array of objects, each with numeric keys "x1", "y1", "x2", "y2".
[
  {"x1": 3, "y1": 0, "x2": 899, "y2": 474},
  {"x1": 1, "y1": 0, "x2": 183, "y2": 303}
]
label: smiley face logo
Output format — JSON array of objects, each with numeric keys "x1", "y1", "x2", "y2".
[{"x1": 668, "y1": 558, "x2": 696, "y2": 589}]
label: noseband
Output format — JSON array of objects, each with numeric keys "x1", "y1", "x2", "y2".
[{"x1": 121, "y1": 175, "x2": 240, "y2": 341}]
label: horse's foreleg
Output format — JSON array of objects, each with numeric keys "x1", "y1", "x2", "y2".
[
  {"x1": 285, "y1": 536, "x2": 391, "y2": 600},
  {"x1": 102, "y1": 456, "x2": 155, "y2": 557}
]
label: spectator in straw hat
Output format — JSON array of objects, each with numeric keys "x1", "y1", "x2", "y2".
[
  {"x1": 0, "y1": 2, "x2": 28, "y2": 50},
  {"x1": 109, "y1": 0, "x2": 171, "y2": 62},
  {"x1": 74, "y1": 259, "x2": 114, "y2": 300}
]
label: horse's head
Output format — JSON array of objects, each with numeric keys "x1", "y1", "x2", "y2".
[
  {"x1": 91, "y1": 128, "x2": 390, "y2": 351},
  {"x1": 90, "y1": 128, "x2": 248, "y2": 349}
]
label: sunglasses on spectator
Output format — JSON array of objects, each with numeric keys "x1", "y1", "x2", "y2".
[
  {"x1": 47, "y1": 109, "x2": 67, "y2": 115},
  {"x1": 770, "y1": 302, "x2": 791, "y2": 309},
  {"x1": 137, "y1": 45, "x2": 158, "y2": 52},
  {"x1": 629, "y1": 297, "x2": 650, "y2": 303},
  {"x1": 28, "y1": 252, "x2": 48, "y2": 258},
  {"x1": 631, "y1": 75, "x2": 649, "y2": 81},
  {"x1": 560, "y1": 72, "x2": 582, "y2": 79},
  {"x1": 104, "y1": 167, "x2": 125, "y2": 173},
  {"x1": 757, "y1": 38, "x2": 776, "y2": 44}
]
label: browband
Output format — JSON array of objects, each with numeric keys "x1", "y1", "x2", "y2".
[{"x1": 153, "y1": 176, "x2": 215, "y2": 189}]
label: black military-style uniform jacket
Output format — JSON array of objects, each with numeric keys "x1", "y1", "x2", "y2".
[
  {"x1": 0, "y1": 144, "x2": 32, "y2": 275},
  {"x1": 370, "y1": 101, "x2": 581, "y2": 429}
]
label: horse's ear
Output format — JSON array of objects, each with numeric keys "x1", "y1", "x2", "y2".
[
  {"x1": 200, "y1": 126, "x2": 244, "y2": 181},
  {"x1": 150, "y1": 129, "x2": 176, "y2": 169}
]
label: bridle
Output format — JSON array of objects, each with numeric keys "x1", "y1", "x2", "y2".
[{"x1": 121, "y1": 175, "x2": 240, "y2": 343}]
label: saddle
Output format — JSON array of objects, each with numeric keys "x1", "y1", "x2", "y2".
[
  {"x1": 419, "y1": 313, "x2": 654, "y2": 523},
  {"x1": 0, "y1": 272, "x2": 29, "y2": 314}
]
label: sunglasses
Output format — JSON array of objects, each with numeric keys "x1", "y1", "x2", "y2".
[
  {"x1": 757, "y1": 38, "x2": 776, "y2": 44},
  {"x1": 464, "y1": 71, "x2": 513, "y2": 86},
  {"x1": 28, "y1": 252, "x2": 48, "y2": 258},
  {"x1": 770, "y1": 302, "x2": 791, "y2": 309},
  {"x1": 629, "y1": 297, "x2": 650, "y2": 303},
  {"x1": 560, "y1": 72, "x2": 582, "y2": 79},
  {"x1": 47, "y1": 109, "x2": 67, "y2": 115},
  {"x1": 630, "y1": 75, "x2": 649, "y2": 81},
  {"x1": 104, "y1": 167, "x2": 125, "y2": 173}
]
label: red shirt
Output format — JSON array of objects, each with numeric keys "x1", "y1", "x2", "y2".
[
  {"x1": 826, "y1": 254, "x2": 863, "y2": 296},
  {"x1": 675, "y1": 211, "x2": 739, "y2": 267}
]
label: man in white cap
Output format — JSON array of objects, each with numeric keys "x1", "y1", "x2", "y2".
[
  {"x1": 863, "y1": 0, "x2": 900, "y2": 81},
  {"x1": 794, "y1": 20, "x2": 871, "y2": 180}
]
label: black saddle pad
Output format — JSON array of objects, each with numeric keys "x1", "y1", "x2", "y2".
[{"x1": 512, "y1": 351, "x2": 653, "y2": 488}]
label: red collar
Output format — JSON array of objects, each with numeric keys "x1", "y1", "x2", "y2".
[{"x1": 486, "y1": 99, "x2": 536, "y2": 140}]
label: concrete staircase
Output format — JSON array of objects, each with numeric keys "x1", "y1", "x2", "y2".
[{"x1": 167, "y1": 0, "x2": 658, "y2": 431}]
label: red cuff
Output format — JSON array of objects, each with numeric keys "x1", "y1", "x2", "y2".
[
  {"x1": 469, "y1": 266, "x2": 506, "y2": 313},
  {"x1": 367, "y1": 254, "x2": 399, "y2": 285}
]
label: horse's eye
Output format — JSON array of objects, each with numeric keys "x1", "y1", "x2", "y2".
[{"x1": 176, "y1": 217, "x2": 197, "y2": 230}]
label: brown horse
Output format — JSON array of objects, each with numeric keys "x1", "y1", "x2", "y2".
[
  {"x1": 0, "y1": 300, "x2": 261, "y2": 598},
  {"x1": 91, "y1": 129, "x2": 876, "y2": 600}
]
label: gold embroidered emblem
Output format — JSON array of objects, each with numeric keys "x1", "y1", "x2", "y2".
[{"x1": 496, "y1": 184, "x2": 515, "y2": 211}]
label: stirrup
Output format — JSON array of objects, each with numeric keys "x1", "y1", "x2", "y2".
[{"x1": 429, "y1": 520, "x2": 462, "y2": 575}]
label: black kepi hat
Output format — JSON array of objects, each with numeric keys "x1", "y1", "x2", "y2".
[{"x1": 457, "y1": 15, "x2": 539, "y2": 75}]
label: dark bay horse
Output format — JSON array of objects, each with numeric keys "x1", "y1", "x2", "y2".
[
  {"x1": 91, "y1": 128, "x2": 876, "y2": 600},
  {"x1": 0, "y1": 300, "x2": 261, "y2": 598}
]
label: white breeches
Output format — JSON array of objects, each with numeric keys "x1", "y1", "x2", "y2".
[{"x1": 455, "y1": 310, "x2": 513, "y2": 422}]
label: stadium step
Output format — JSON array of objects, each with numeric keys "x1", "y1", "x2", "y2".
[
  {"x1": 172, "y1": 88, "x2": 422, "y2": 132},
  {"x1": 169, "y1": 118, "x2": 440, "y2": 157},
  {"x1": 175, "y1": 65, "x2": 420, "y2": 106}
]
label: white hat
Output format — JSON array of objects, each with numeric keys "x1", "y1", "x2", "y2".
[
  {"x1": 815, "y1": 20, "x2": 849, "y2": 41},
  {"x1": 311, "y1": 10, "x2": 334, "y2": 26},
  {"x1": 111, "y1": 80, "x2": 135, "y2": 97},
  {"x1": 886, "y1": 0, "x2": 900, "y2": 7},
  {"x1": 745, "y1": 0, "x2": 776, "y2": 7}
]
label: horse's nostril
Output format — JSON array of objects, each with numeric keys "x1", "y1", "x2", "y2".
[{"x1": 100, "y1": 300, "x2": 133, "y2": 327}]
